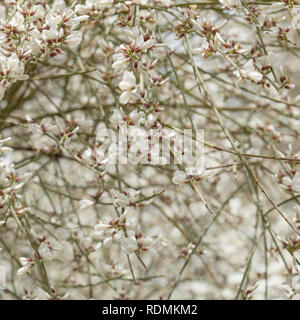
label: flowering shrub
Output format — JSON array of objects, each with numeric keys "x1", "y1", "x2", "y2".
[{"x1": 1, "y1": 0, "x2": 300, "y2": 300}]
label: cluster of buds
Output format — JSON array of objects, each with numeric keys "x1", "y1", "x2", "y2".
[
  {"x1": 280, "y1": 236, "x2": 300, "y2": 254},
  {"x1": 277, "y1": 26, "x2": 291, "y2": 43},
  {"x1": 279, "y1": 75, "x2": 295, "y2": 90},
  {"x1": 244, "y1": 5, "x2": 260, "y2": 24},
  {"x1": 174, "y1": 20, "x2": 194, "y2": 39},
  {"x1": 281, "y1": 0, "x2": 298, "y2": 8},
  {"x1": 193, "y1": 19, "x2": 220, "y2": 43},
  {"x1": 172, "y1": 170, "x2": 212, "y2": 185},
  {"x1": 112, "y1": 26, "x2": 156, "y2": 70}
]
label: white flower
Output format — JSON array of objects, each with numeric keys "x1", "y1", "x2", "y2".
[
  {"x1": 115, "y1": 193, "x2": 131, "y2": 207},
  {"x1": 16, "y1": 266, "x2": 31, "y2": 277},
  {"x1": 283, "y1": 273, "x2": 300, "y2": 295},
  {"x1": 118, "y1": 71, "x2": 141, "y2": 104},
  {"x1": 94, "y1": 210, "x2": 137, "y2": 252},
  {"x1": 32, "y1": 4, "x2": 45, "y2": 19},
  {"x1": 0, "y1": 53, "x2": 28, "y2": 83},
  {"x1": 75, "y1": 0, "x2": 113, "y2": 15},
  {"x1": 103, "y1": 237, "x2": 113, "y2": 248},
  {"x1": 10, "y1": 12, "x2": 25, "y2": 32},
  {"x1": 128, "y1": 110, "x2": 144, "y2": 125},
  {"x1": 65, "y1": 31, "x2": 83, "y2": 48},
  {"x1": 234, "y1": 60, "x2": 263, "y2": 84},
  {"x1": 112, "y1": 190, "x2": 139, "y2": 208},
  {"x1": 79, "y1": 198, "x2": 95, "y2": 209},
  {"x1": 65, "y1": 15, "x2": 89, "y2": 28},
  {"x1": 136, "y1": 35, "x2": 156, "y2": 51},
  {"x1": 247, "y1": 71, "x2": 263, "y2": 82},
  {"x1": 119, "y1": 92, "x2": 133, "y2": 105},
  {"x1": 172, "y1": 170, "x2": 188, "y2": 184},
  {"x1": 112, "y1": 53, "x2": 129, "y2": 69},
  {"x1": 16, "y1": 257, "x2": 34, "y2": 277},
  {"x1": 42, "y1": 27, "x2": 59, "y2": 41},
  {"x1": 75, "y1": 4, "x2": 89, "y2": 15},
  {"x1": 292, "y1": 172, "x2": 300, "y2": 193},
  {"x1": 219, "y1": 0, "x2": 240, "y2": 7},
  {"x1": 292, "y1": 12, "x2": 300, "y2": 30},
  {"x1": 38, "y1": 240, "x2": 61, "y2": 261},
  {"x1": 215, "y1": 32, "x2": 228, "y2": 46},
  {"x1": 121, "y1": 234, "x2": 138, "y2": 254},
  {"x1": 134, "y1": 0, "x2": 149, "y2": 5},
  {"x1": 95, "y1": 223, "x2": 110, "y2": 231},
  {"x1": 119, "y1": 71, "x2": 136, "y2": 91}
]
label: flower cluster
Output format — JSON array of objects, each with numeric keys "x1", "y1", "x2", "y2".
[
  {"x1": 0, "y1": 0, "x2": 88, "y2": 99},
  {"x1": 1, "y1": 0, "x2": 300, "y2": 301}
]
